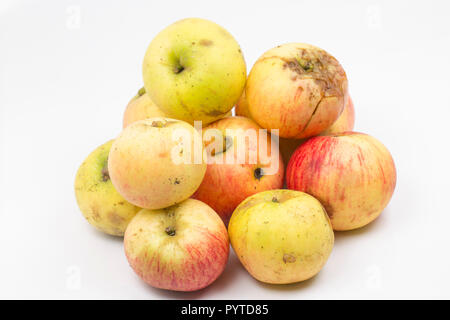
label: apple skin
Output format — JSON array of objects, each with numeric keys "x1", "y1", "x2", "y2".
[
  {"x1": 74, "y1": 140, "x2": 140, "y2": 236},
  {"x1": 228, "y1": 189, "x2": 334, "y2": 284},
  {"x1": 246, "y1": 43, "x2": 348, "y2": 139},
  {"x1": 142, "y1": 18, "x2": 246, "y2": 126},
  {"x1": 123, "y1": 87, "x2": 233, "y2": 128},
  {"x1": 238, "y1": 92, "x2": 355, "y2": 168},
  {"x1": 124, "y1": 199, "x2": 229, "y2": 292},
  {"x1": 286, "y1": 132, "x2": 396, "y2": 231},
  {"x1": 192, "y1": 116, "x2": 284, "y2": 226},
  {"x1": 235, "y1": 90, "x2": 252, "y2": 119},
  {"x1": 321, "y1": 96, "x2": 355, "y2": 136},
  {"x1": 123, "y1": 87, "x2": 167, "y2": 128},
  {"x1": 108, "y1": 118, "x2": 206, "y2": 209},
  {"x1": 280, "y1": 95, "x2": 355, "y2": 167}
]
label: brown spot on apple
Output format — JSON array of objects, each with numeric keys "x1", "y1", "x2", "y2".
[
  {"x1": 283, "y1": 254, "x2": 296, "y2": 263},
  {"x1": 199, "y1": 39, "x2": 213, "y2": 46}
]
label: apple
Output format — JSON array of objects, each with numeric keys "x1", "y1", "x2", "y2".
[
  {"x1": 192, "y1": 116, "x2": 284, "y2": 226},
  {"x1": 108, "y1": 117, "x2": 206, "y2": 209},
  {"x1": 286, "y1": 132, "x2": 396, "y2": 231},
  {"x1": 142, "y1": 18, "x2": 246, "y2": 126},
  {"x1": 74, "y1": 140, "x2": 140, "y2": 236},
  {"x1": 246, "y1": 43, "x2": 348, "y2": 139},
  {"x1": 124, "y1": 198, "x2": 229, "y2": 291},
  {"x1": 228, "y1": 189, "x2": 334, "y2": 284},
  {"x1": 321, "y1": 95, "x2": 355, "y2": 135},
  {"x1": 123, "y1": 87, "x2": 233, "y2": 128},
  {"x1": 123, "y1": 87, "x2": 167, "y2": 128}
]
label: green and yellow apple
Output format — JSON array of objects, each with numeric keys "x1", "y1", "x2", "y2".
[
  {"x1": 286, "y1": 132, "x2": 396, "y2": 231},
  {"x1": 192, "y1": 116, "x2": 284, "y2": 226},
  {"x1": 124, "y1": 199, "x2": 229, "y2": 292},
  {"x1": 280, "y1": 95, "x2": 356, "y2": 166},
  {"x1": 228, "y1": 189, "x2": 334, "y2": 284},
  {"x1": 246, "y1": 43, "x2": 348, "y2": 139},
  {"x1": 142, "y1": 18, "x2": 246, "y2": 125},
  {"x1": 74, "y1": 140, "x2": 140, "y2": 236},
  {"x1": 108, "y1": 117, "x2": 206, "y2": 209}
]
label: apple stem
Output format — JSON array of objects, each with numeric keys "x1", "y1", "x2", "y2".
[
  {"x1": 254, "y1": 168, "x2": 264, "y2": 180},
  {"x1": 165, "y1": 226, "x2": 176, "y2": 236}
]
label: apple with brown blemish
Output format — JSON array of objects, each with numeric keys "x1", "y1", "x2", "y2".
[
  {"x1": 192, "y1": 116, "x2": 284, "y2": 226},
  {"x1": 246, "y1": 43, "x2": 348, "y2": 139},
  {"x1": 74, "y1": 140, "x2": 140, "y2": 236},
  {"x1": 228, "y1": 189, "x2": 334, "y2": 284},
  {"x1": 286, "y1": 132, "x2": 396, "y2": 231},
  {"x1": 108, "y1": 117, "x2": 206, "y2": 209},
  {"x1": 124, "y1": 199, "x2": 229, "y2": 291}
]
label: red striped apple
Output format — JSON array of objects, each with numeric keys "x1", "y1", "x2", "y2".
[
  {"x1": 246, "y1": 43, "x2": 348, "y2": 139},
  {"x1": 124, "y1": 199, "x2": 229, "y2": 291},
  {"x1": 192, "y1": 116, "x2": 284, "y2": 226},
  {"x1": 286, "y1": 132, "x2": 396, "y2": 231}
]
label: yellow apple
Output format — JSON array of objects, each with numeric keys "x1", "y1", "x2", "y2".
[
  {"x1": 142, "y1": 18, "x2": 246, "y2": 125},
  {"x1": 228, "y1": 189, "x2": 334, "y2": 284},
  {"x1": 192, "y1": 116, "x2": 284, "y2": 226},
  {"x1": 74, "y1": 140, "x2": 140, "y2": 236}
]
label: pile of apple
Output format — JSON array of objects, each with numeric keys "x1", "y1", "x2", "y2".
[{"x1": 75, "y1": 18, "x2": 396, "y2": 292}]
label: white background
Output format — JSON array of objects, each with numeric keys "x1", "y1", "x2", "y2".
[{"x1": 1, "y1": 0, "x2": 450, "y2": 299}]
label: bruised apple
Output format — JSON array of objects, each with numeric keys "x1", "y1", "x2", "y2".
[
  {"x1": 246, "y1": 43, "x2": 348, "y2": 139},
  {"x1": 286, "y1": 132, "x2": 396, "y2": 231}
]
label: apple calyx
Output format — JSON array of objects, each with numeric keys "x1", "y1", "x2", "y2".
[
  {"x1": 151, "y1": 120, "x2": 166, "y2": 128},
  {"x1": 173, "y1": 58, "x2": 185, "y2": 74},
  {"x1": 137, "y1": 87, "x2": 146, "y2": 97},
  {"x1": 271, "y1": 197, "x2": 279, "y2": 203},
  {"x1": 254, "y1": 167, "x2": 264, "y2": 180},
  {"x1": 165, "y1": 226, "x2": 176, "y2": 236},
  {"x1": 101, "y1": 160, "x2": 110, "y2": 182}
]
